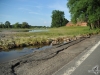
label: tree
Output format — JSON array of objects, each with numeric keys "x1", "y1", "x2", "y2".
[
  {"x1": 0, "y1": 23, "x2": 5, "y2": 28},
  {"x1": 67, "y1": 0, "x2": 100, "y2": 29},
  {"x1": 51, "y1": 10, "x2": 68, "y2": 27},
  {"x1": 13, "y1": 22, "x2": 21, "y2": 28},
  {"x1": 21, "y1": 22, "x2": 30, "y2": 28},
  {"x1": 0, "y1": 22, "x2": 4, "y2": 28},
  {"x1": 5, "y1": 21, "x2": 11, "y2": 28},
  {"x1": 62, "y1": 18, "x2": 69, "y2": 26}
]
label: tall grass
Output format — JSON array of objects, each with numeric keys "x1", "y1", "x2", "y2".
[
  {"x1": 0, "y1": 26, "x2": 100, "y2": 50},
  {"x1": 15, "y1": 26, "x2": 98, "y2": 38}
]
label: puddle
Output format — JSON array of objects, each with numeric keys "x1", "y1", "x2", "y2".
[{"x1": 0, "y1": 45, "x2": 52, "y2": 63}]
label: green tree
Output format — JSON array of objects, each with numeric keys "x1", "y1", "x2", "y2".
[
  {"x1": 1, "y1": 23, "x2": 5, "y2": 28},
  {"x1": 62, "y1": 18, "x2": 69, "y2": 26},
  {"x1": 51, "y1": 10, "x2": 68, "y2": 27},
  {"x1": 67, "y1": 0, "x2": 100, "y2": 29},
  {"x1": 21, "y1": 22, "x2": 30, "y2": 28},
  {"x1": 14, "y1": 22, "x2": 21, "y2": 28},
  {"x1": 5, "y1": 21, "x2": 11, "y2": 28},
  {"x1": 0, "y1": 22, "x2": 3, "y2": 28}
]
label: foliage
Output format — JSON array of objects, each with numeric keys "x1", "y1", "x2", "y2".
[
  {"x1": 0, "y1": 26, "x2": 100, "y2": 50},
  {"x1": 62, "y1": 18, "x2": 69, "y2": 26},
  {"x1": 0, "y1": 22, "x2": 5, "y2": 28},
  {"x1": 13, "y1": 22, "x2": 21, "y2": 28},
  {"x1": 67, "y1": 0, "x2": 100, "y2": 29},
  {"x1": 51, "y1": 10, "x2": 69, "y2": 27},
  {"x1": 0, "y1": 21, "x2": 49, "y2": 29},
  {"x1": 5, "y1": 21, "x2": 11, "y2": 28},
  {"x1": 21, "y1": 22, "x2": 30, "y2": 28}
]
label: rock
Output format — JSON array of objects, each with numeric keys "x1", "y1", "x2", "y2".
[{"x1": 51, "y1": 40, "x2": 58, "y2": 45}]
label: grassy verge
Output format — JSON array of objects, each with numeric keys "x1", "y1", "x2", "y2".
[{"x1": 0, "y1": 26, "x2": 100, "y2": 50}]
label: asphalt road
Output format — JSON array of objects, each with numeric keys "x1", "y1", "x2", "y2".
[{"x1": 53, "y1": 40, "x2": 100, "y2": 75}]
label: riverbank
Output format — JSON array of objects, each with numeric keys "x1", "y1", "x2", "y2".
[
  {"x1": 0, "y1": 34, "x2": 100, "y2": 75},
  {"x1": 0, "y1": 26, "x2": 100, "y2": 50}
]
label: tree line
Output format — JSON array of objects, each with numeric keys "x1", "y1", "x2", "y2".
[
  {"x1": 0, "y1": 21, "x2": 30, "y2": 28},
  {"x1": 0, "y1": 21, "x2": 49, "y2": 28},
  {"x1": 67, "y1": 0, "x2": 100, "y2": 29}
]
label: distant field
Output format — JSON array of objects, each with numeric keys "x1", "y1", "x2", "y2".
[
  {"x1": 13, "y1": 26, "x2": 100, "y2": 38},
  {"x1": 0, "y1": 26, "x2": 100, "y2": 50}
]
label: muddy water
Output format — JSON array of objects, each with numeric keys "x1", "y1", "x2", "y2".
[{"x1": 0, "y1": 45, "x2": 52, "y2": 63}]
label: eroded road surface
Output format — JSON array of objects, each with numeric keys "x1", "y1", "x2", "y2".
[
  {"x1": 53, "y1": 35, "x2": 100, "y2": 75},
  {"x1": 0, "y1": 35, "x2": 100, "y2": 75}
]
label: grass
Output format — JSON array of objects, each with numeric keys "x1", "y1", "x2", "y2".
[
  {"x1": 0, "y1": 28, "x2": 31, "y2": 32},
  {"x1": 14, "y1": 26, "x2": 100, "y2": 37},
  {"x1": 0, "y1": 26, "x2": 100, "y2": 50}
]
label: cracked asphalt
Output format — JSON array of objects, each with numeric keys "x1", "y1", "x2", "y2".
[{"x1": 0, "y1": 34, "x2": 100, "y2": 75}]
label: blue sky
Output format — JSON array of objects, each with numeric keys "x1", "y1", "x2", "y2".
[{"x1": 0, "y1": 0, "x2": 70, "y2": 26}]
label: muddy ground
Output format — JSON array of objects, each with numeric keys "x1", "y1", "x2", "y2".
[{"x1": 0, "y1": 34, "x2": 100, "y2": 75}]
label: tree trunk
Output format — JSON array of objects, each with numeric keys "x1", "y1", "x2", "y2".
[
  {"x1": 98, "y1": 20, "x2": 100, "y2": 28},
  {"x1": 90, "y1": 23, "x2": 94, "y2": 29},
  {"x1": 94, "y1": 21, "x2": 97, "y2": 29}
]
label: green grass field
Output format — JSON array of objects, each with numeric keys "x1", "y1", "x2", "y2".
[{"x1": 15, "y1": 26, "x2": 100, "y2": 38}]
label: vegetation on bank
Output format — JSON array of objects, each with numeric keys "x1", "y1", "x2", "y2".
[
  {"x1": 0, "y1": 26, "x2": 100, "y2": 50},
  {"x1": 13, "y1": 26, "x2": 100, "y2": 37},
  {"x1": 0, "y1": 28, "x2": 30, "y2": 32}
]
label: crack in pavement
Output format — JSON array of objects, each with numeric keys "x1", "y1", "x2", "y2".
[
  {"x1": 11, "y1": 62, "x2": 20, "y2": 75},
  {"x1": 10, "y1": 37, "x2": 86, "y2": 75}
]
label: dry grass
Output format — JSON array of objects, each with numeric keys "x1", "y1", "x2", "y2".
[{"x1": 0, "y1": 26, "x2": 100, "y2": 50}]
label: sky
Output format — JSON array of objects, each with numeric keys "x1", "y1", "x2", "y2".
[{"x1": 0, "y1": 0, "x2": 71, "y2": 26}]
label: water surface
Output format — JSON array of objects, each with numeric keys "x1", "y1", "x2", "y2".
[
  {"x1": 0, "y1": 45, "x2": 52, "y2": 63},
  {"x1": 29, "y1": 29, "x2": 48, "y2": 32}
]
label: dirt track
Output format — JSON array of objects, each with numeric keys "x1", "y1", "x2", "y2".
[{"x1": 0, "y1": 35, "x2": 100, "y2": 75}]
